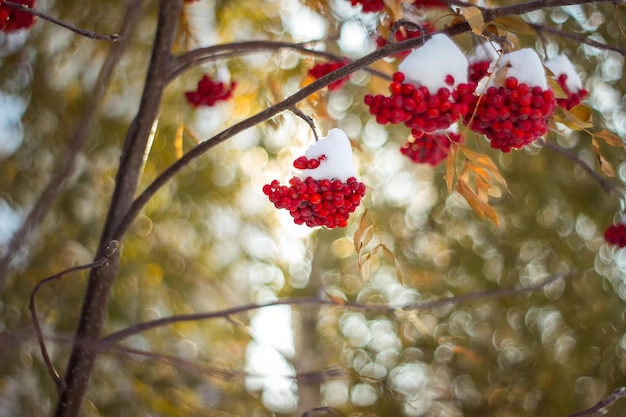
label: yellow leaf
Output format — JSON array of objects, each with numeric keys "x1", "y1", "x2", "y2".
[
  {"x1": 547, "y1": 77, "x2": 568, "y2": 99},
  {"x1": 592, "y1": 139, "x2": 616, "y2": 177},
  {"x1": 594, "y1": 129, "x2": 624, "y2": 148},
  {"x1": 456, "y1": 179, "x2": 500, "y2": 225},
  {"x1": 493, "y1": 15, "x2": 535, "y2": 35},
  {"x1": 569, "y1": 104, "x2": 592, "y2": 123},
  {"x1": 553, "y1": 106, "x2": 593, "y2": 130},
  {"x1": 461, "y1": 6, "x2": 485, "y2": 35}
]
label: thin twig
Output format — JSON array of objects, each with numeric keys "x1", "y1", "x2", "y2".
[
  {"x1": 289, "y1": 107, "x2": 320, "y2": 141},
  {"x1": 101, "y1": 272, "x2": 571, "y2": 346},
  {"x1": 28, "y1": 240, "x2": 119, "y2": 393},
  {"x1": 302, "y1": 407, "x2": 344, "y2": 417},
  {"x1": 537, "y1": 138, "x2": 623, "y2": 196},
  {"x1": 568, "y1": 387, "x2": 626, "y2": 417},
  {"x1": 529, "y1": 23, "x2": 626, "y2": 56},
  {"x1": 169, "y1": 40, "x2": 391, "y2": 82},
  {"x1": 2, "y1": 1, "x2": 121, "y2": 41}
]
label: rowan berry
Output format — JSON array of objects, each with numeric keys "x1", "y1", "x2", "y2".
[
  {"x1": 0, "y1": 0, "x2": 36, "y2": 32},
  {"x1": 185, "y1": 75, "x2": 236, "y2": 108}
]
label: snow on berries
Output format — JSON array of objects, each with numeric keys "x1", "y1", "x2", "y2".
[
  {"x1": 0, "y1": 0, "x2": 36, "y2": 33},
  {"x1": 467, "y1": 48, "x2": 557, "y2": 153},
  {"x1": 185, "y1": 74, "x2": 236, "y2": 108},
  {"x1": 364, "y1": 34, "x2": 474, "y2": 133},
  {"x1": 401, "y1": 129, "x2": 463, "y2": 166},
  {"x1": 263, "y1": 129, "x2": 366, "y2": 229},
  {"x1": 308, "y1": 61, "x2": 350, "y2": 91},
  {"x1": 544, "y1": 54, "x2": 588, "y2": 110}
]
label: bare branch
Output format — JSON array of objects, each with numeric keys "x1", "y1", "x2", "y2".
[
  {"x1": 537, "y1": 138, "x2": 623, "y2": 196},
  {"x1": 529, "y1": 23, "x2": 626, "y2": 56},
  {"x1": 568, "y1": 387, "x2": 626, "y2": 417},
  {"x1": 169, "y1": 40, "x2": 392, "y2": 82},
  {"x1": 101, "y1": 272, "x2": 571, "y2": 346},
  {"x1": 2, "y1": 1, "x2": 120, "y2": 41},
  {"x1": 28, "y1": 241, "x2": 118, "y2": 393}
]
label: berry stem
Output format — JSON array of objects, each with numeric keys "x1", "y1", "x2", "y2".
[
  {"x1": 2, "y1": 1, "x2": 121, "y2": 41},
  {"x1": 290, "y1": 106, "x2": 320, "y2": 142}
]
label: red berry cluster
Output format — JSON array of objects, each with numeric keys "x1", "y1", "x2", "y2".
[
  {"x1": 364, "y1": 72, "x2": 474, "y2": 133},
  {"x1": 263, "y1": 175, "x2": 366, "y2": 228},
  {"x1": 308, "y1": 61, "x2": 350, "y2": 91},
  {"x1": 465, "y1": 77, "x2": 556, "y2": 152},
  {"x1": 0, "y1": 0, "x2": 36, "y2": 33},
  {"x1": 605, "y1": 223, "x2": 626, "y2": 248},
  {"x1": 185, "y1": 75, "x2": 236, "y2": 108},
  {"x1": 554, "y1": 73, "x2": 588, "y2": 110},
  {"x1": 468, "y1": 61, "x2": 491, "y2": 84},
  {"x1": 349, "y1": 0, "x2": 385, "y2": 12},
  {"x1": 401, "y1": 130, "x2": 463, "y2": 166}
]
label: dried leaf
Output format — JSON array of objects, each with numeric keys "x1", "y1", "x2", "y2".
[
  {"x1": 360, "y1": 253, "x2": 371, "y2": 282},
  {"x1": 493, "y1": 15, "x2": 535, "y2": 35},
  {"x1": 594, "y1": 129, "x2": 624, "y2": 148},
  {"x1": 461, "y1": 6, "x2": 485, "y2": 35},
  {"x1": 380, "y1": 244, "x2": 404, "y2": 285},
  {"x1": 592, "y1": 139, "x2": 616, "y2": 177},
  {"x1": 457, "y1": 179, "x2": 500, "y2": 225},
  {"x1": 353, "y1": 210, "x2": 369, "y2": 253},
  {"x1": 445, "y1": 142, "x2": 458, "y2": 194},
  {"x1": 358, "y1": 225, "x2": 376, "y2": 254}
]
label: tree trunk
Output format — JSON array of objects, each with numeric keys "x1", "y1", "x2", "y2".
[{"x1": 53, "y1": 2, "x2": 183, "y2": 416}]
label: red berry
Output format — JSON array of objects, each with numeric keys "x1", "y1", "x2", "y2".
[
  {"x1": 185, "y1": 75, "x2": 236, "y2": 108},
  {"x1": 605, "y1": 223, "x2": 626, "y2": 248}
]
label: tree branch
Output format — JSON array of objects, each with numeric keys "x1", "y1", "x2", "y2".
[
  {"x1": 28, "y1": 242, "x2": 118, "y2": 393},
  {"x1": 529, "y1": 23, "x2": 626, "y2": 56},
  {"x1": 568, "y1": 387, "x2": 626, "y2": 417},
  {"x1": 537, "y1": 138, "x2": 623, "y2": 196},
  {"x1": 53, "y1": 1, "x2": 183, "y2": 416},
  {"x1": 2, "y1": 1, "x2": 120, "y2": 41},
  {"x1": 101, "y1": 272, "x2": 570, "y2": 346}
]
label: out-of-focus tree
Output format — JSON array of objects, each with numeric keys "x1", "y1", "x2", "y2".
[{"x1": 0, "y1": 0, "x2": 625, "y2": 416}]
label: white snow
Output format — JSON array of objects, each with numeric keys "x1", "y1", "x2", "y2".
[
  {"x1": 480, "y1": 48, "x2": 548, "y2": 90},
  {"x1": 297, "y1": 128, "x2": 358, "y2": 181},
  {"x1": 398, "y1": 34, "x2": 469, "y2": 94},
  {"x1": 469, "y1": 41, "x2": 501, "y2": 63},
  {"x1": 544, "y1": 54, "x2": 583, "y2": 91}
]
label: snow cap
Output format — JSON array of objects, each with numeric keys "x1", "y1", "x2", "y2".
[
  {"x1": 298, "y1": 128, "x2": 357, "y2": 181},
  {"x1": 398, "y1": 34, "x2": 469, "y2": 94},
  {"x1": 544, "y1": 54, "x2": 583, "y2": 91},
  {"x1": 481, "y1": 48, "x2": 548, "y2": 90}
]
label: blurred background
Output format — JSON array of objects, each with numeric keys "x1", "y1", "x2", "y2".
[{"x1": 0, "y1": 0, "x2": 626, "y2": 416}]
